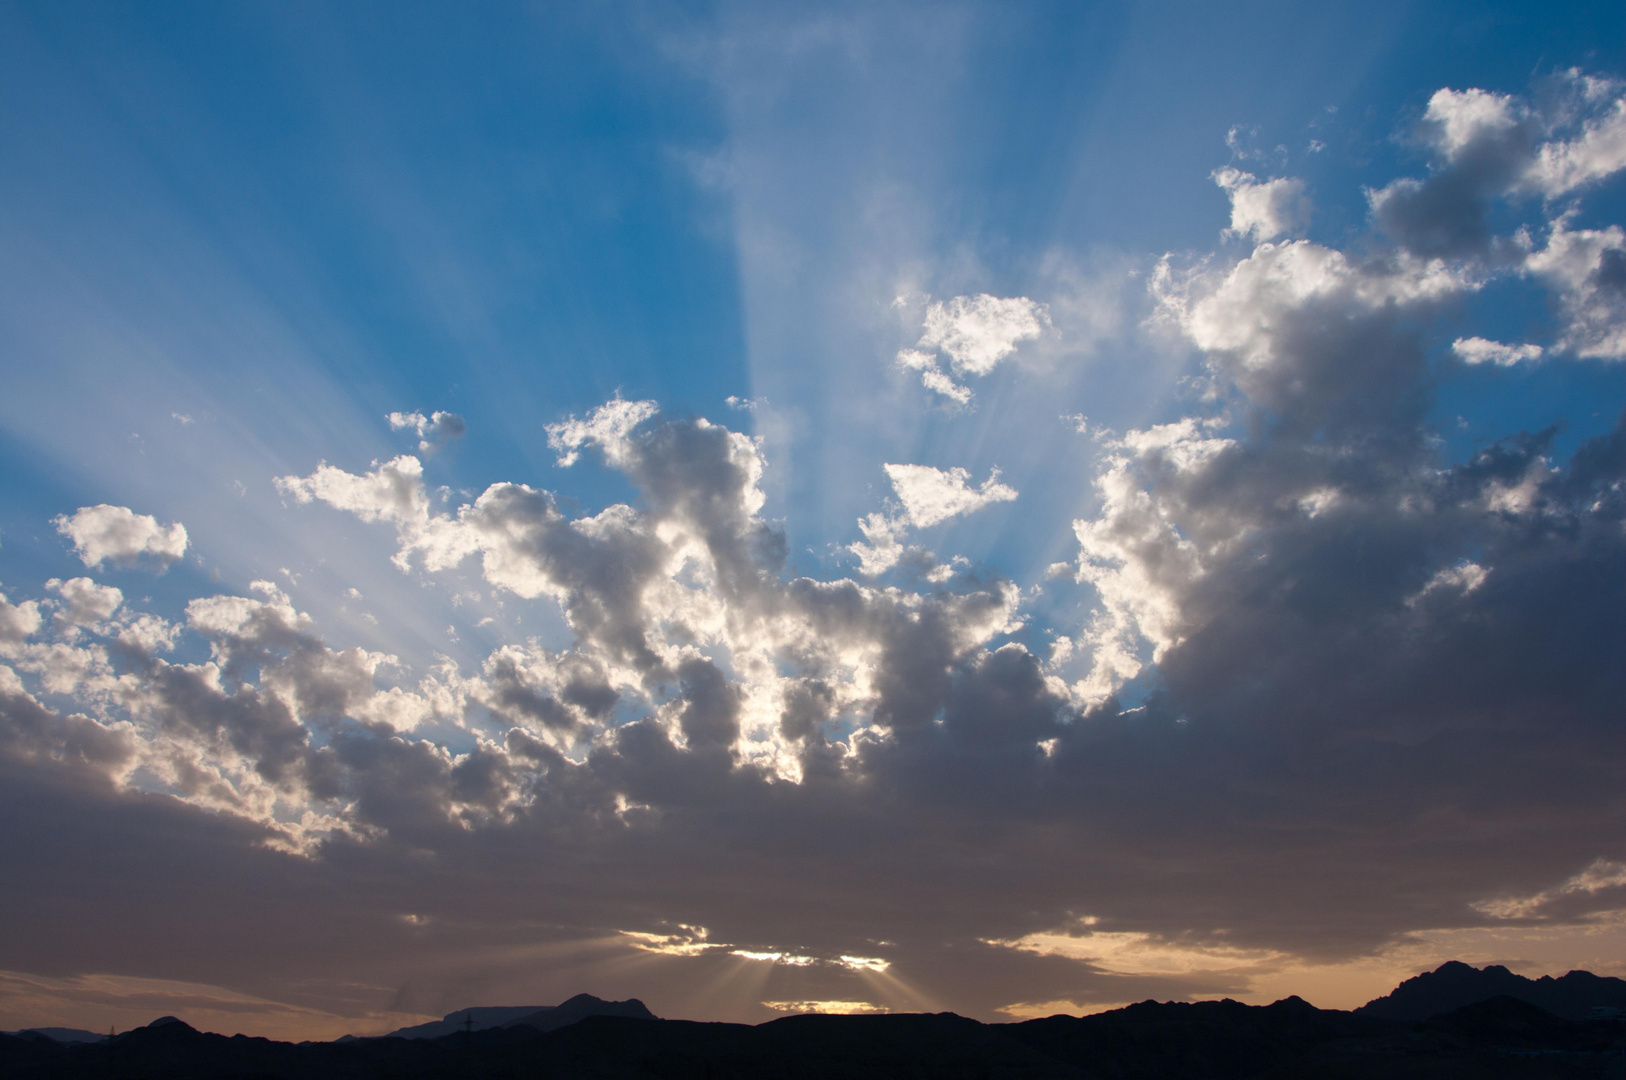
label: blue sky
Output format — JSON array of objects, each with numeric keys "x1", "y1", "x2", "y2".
[{"x1": 2, "y1": 0, "x2": 1625, "y2": 1038}]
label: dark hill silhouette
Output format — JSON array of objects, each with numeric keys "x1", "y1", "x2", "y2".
[
  {"x1": 385, "y1": 1004, "x2": 549, "y2": 1039},
  {"x1": 1004, "y1": 995, "x2": 1394, "y2": 1078},
  {"x1": 2, "y1": 1029, "x2": 103, "y2": 1045},
  {"x1": 382, "y1": 993, "x2": 655, "y2": 1038},
  {"x1": 1357, "y1": 960, "x2": 1626, "y2": 1021},
  {"x1": 1420, "y1": 995, "x2": 1591, "y2": 1050},
  {"x1": 504, "y1": 992, "x2": 659, "y2": 1032},
  {"x1": 4, "y1": 972, "x2": 1624, "y2": 1078}
]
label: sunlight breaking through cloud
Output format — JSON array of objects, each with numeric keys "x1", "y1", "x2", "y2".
[{"x1": 1, "y1": 27, "x2": 1624, "y2": 1036}]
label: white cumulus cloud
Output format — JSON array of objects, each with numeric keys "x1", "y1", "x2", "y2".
[
  {"x1": 1422, "y1": 87, "x2": 1527, "y2": 162},
  {"x1": 1452, "y1": 337, "x2": 1544, "y2": 366},
  {"x1": 387, "y1": 409, "x2": 467, "y2": 454},
  {"x1": 883, "y1": 463, "x2": 1018, "y2": 528},
  {"x1": 1213, "y1": 167, "x2": 1308, "y2": 241},
  {"x1": 53, "y1": 505, "x2": 188, "y2": 570},
  {"x1": 46, "y1": 577, "x2": 123, "y2": 634},
  {"x1": 849, "y1": 464, "x2": 1018, "y2": 575},
  {"x1": 1523, "y1": 218, "x2": 1626, "y2": 359},
  {"x1": 896, "y1": 294, "x2": 1049, "y2": 402},
  {"x1": 1522, "y1": 77, "x2": 1626, "y2": 197},
  {"x1": 545, "y1": 397, "x2": 660, "y2": 468}
]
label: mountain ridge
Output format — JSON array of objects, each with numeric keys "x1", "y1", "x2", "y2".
[
  {"x1": 1356, "y1": 960, "x2": 1626, "y2": 1022},
  {"x1": 379, "y1": 993, "x2": 657, "y2": 1039},
  {"x1": 6, "y1": 965, "x2": 1626, "y2": 1077},
  {"x1": 5, "y1": 994, "x2": 1623, "y2": 1079}
]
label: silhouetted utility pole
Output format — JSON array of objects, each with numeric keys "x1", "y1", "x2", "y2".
[{"x1": 460, "y1": 1013, "x2": 477, "y2": 1073}]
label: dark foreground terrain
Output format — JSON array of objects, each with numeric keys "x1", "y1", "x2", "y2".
[{"x1": 4, "y1": 993, "x2": 1625, "y2": 1080}]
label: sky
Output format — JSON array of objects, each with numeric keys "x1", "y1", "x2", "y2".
[{"x1": 1, "y1": 0, "x2": 1625, "y2": 1040}]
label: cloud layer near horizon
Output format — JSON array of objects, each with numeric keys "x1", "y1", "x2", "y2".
[{"x1": 2, "y1": 70, "x2": 1625, "y2": 1034}]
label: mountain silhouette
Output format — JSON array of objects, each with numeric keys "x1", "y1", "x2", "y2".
[
  {"x1": 2, "y1": 1029, "x2": 103, "y2": 1045},
  {"x1": 1357, "y1": 960, "x2": 1626, "y2": 1021},
  {"x1": 501, "y1": 992, "x2": 659, "y2": 1032},
  {"x1": 384, "y1": 1005, "x2": 551, "y2": 1039},
  {"x1": 383, "y1": 993, "x2": 656, "y2": 1039},
  {"x1": 4, "y1": 972, "x2": 1625, "y2": 1078}
]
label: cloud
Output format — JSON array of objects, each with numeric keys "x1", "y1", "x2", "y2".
[
  {"x1": 278, "y1": 401, "x2": 1023, "y2": 788},
  {"x1": 919, "y1": 295, "x2": 1050, "y2": 376},
  {"x1": 9, "y1": 389, "x2": 1626, "y2": 1031},
  {"x1": 1369, "y1": 73, "x2": 1626, "y2": 261},
  {"x1": 1366, "y1": 87, "x2": 1536, "y2": 259},
  {"x1": 896, "y1": 294, "x2": 1049, "y2": 402},
  {"x1": 386, "y1": 410, "x2": 467, "y2": 455},
  {"x1": 883, "y1": 463, "x2": 1017, "y2": 528},
  {"x1": 1042, "y1": 78, "x2": 1626, "y2": 979},
  {"x1": 896, "y1": 348, "x2": 974, "y2": 405},
  {"x1": 0, "y1": 590, "x2": 43, "y2": 654},
  {"x1": 849, "y1": 512, "x2": 908, "y2": 576},
  {"x1": 1151, "y1": 239, "x2": 1467, "y2": 442},
  {"x1": 1080, "y1": 184, "x2": 1614, "y2": 721},
  {"x1": 546, "y1": 398, "x2": 660, "y2": 468},
  {"x1": 732, "y1": 949, "x2": 817, "y2": 965},
  {"x1": 1023, "y1": 71, "x2": 1626, "y2": 983},
  {"x1": 763, "y1": 1000, "x2": 888, "y2": 1014},
  {"x1": 1423, "y1": 87, "x2": 1529, "y2": 163},
  {"x1": 53, "y1": 505, "x2": 188, "y2": 570},
  {"x1": 45, "y1": 577, "x2": 122, "y2": 635},
  {"x1": 990, "y1": 922, "x2": 1282, "y2": 977},
  {"x1": 847, "y1": 464, "x2": 1017, "y2": 575},
  {"x1": 1521, "y1": 75, "x2": 1626, "y2": 197},
  {"x1": 1472, "y1": 859, "x2": 1626, "y2": 921},
  {"x1": 5, "y1": 70, "x2": 1626, "y2": 1036},
  {"x1": 1523, "y1": 216, "x2": 1626, "y2": 359},
  {"x1": 1407, "y1": 560, "x2": 1489, "y2": 606},
  {"x1": 621, "y1": 926, "x2": 721, "y2": 957},
  {"x1": 1213, "y1": 168, "x2": 1308, "y2": 241},
  {"x1": 1452, "y1": 337, "x2": 1543, "y2": 366},
  {"x1": 276, "y1": 456, "x2": 430, "y2": 536},
  {"x1": 1352, "y1": 74, "x2": 1626, "y2": 360}
]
